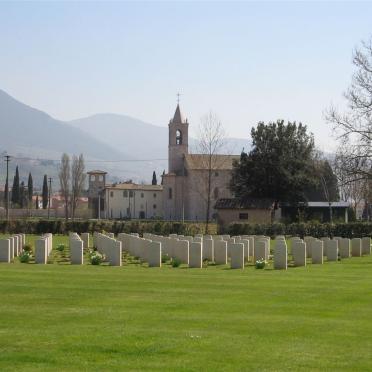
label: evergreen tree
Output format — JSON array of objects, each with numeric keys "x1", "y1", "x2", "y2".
[
  {"x1": 35, "y1": 194, "x2": 39, "y2": 209},
  {"x1": 42, "y1": 175, "x2": 48, "y2": 209},
  {"x1": 11, "y1": 166, "x2": 20, "y2": 206},
  {"x1": 3, "y1": 180, "x2": 8, "y2": 205},
  {"x1": 231, "y1": 120, "x2": 316, "y2": 206},
  {"x1": 152, "y1": 171, "x2": 157, "y2": 185},
  {"x1": 19, "y1": 182, "x2": 25, "y2": 208},
  {"x1": 27, "y1": 172, "x2": 33, "y2": 207}
]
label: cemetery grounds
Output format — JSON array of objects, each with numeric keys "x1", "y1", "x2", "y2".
[{"x1": 0, "y1": 234, "x2": 372, "y2": 371}]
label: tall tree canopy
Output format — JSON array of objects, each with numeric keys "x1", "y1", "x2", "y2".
[
  {"x1": 42, "y1": 175, "x2": 48, "y2": 209},
  {"x1": 27, "y1": 172, "x2": 33, "y2": 207},
  {"x1": 304, "y1": 158, "x2": 339, "y2": 202},
  {"x1": 152, "y1": 171, "x2": 157, "y2": 185},
  {"x1": 231, "y1": 120, "x2": 315, "y2": 205},
  {"x1": 11, "y1": 166, "x2": 20, "y2": 206}
]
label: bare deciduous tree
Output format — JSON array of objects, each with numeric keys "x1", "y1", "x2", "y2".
[
  {"x1": 71, "y1": 154, "x2": 86, "y2": 219},
  {"x1": 59, "y1": 153, "x2": 70, "y2": 220},
  {"x1": 326, "y1": 37, "x2": 372, "y2": 181},
  {"x1": 192, "y1": 111, "x2": 227, "y2": 234}
]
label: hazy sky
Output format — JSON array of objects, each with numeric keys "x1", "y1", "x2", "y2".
[{"x1": 0, "y1": 1, "x2": 371, "y2": 152}]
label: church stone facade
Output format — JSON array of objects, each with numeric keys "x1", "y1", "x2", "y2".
[{"x1": 162, "y1": 105, "x2": 239, "y2": 221}]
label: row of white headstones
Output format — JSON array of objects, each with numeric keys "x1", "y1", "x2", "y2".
[
  {"x1": 0, "y1": 234, "x2": 26, "y2": 262},
  {"x1": 0, "y1": 233, "x2": 370, "y2": 269}
]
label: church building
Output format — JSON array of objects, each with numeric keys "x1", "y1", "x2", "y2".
[{"x1": 162, "y1": 104, "x2": 239, "y2": 221}]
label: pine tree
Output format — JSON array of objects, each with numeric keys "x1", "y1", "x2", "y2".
[
  {"x1": 11, "y1": 166, "x2": 20, "y2": 206},
  {"x1": 27, "y1": 172, "x2": 33, "y2": 208},
  {"x1": 35, "y1": 195, "x2": 39, "y2": 209},
  {"x1": 42, "y1": 175, "x2": 48, "y2": 209},
  {"x1": 152, "y1": 171, "x2": 157, "y2": 185}
]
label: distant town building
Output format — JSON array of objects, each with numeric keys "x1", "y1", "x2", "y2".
[
  {"x1": 87, "y1": 170, "x2": 107, "y2": 218},
  {"x1": 104, "y1": 182, "x2": 163, "y2": 219}
]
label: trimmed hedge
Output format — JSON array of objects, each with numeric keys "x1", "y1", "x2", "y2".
[
  {"x1": 0, "y1": 219, "x2": 205, "y2": 236},
  {"x1": 225, "y1": 222, "x2": 372, "y2": 239}
]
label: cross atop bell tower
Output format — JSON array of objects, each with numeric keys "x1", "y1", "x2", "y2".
[{"x1": 168, "y1": 100, "x2": 189, "y2": 174}]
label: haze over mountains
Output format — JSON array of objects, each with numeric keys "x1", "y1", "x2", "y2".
[{"x1": 0, "y1": 89, "x2": 250, "y2": 187}]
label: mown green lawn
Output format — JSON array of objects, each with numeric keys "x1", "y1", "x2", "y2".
[{"x1": 0, "y1": 235, "x2": 372, "y2": 371}]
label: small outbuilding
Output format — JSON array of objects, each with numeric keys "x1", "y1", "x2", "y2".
[{"x1": 215, "y1": 198, "x2": 275, "y2": 229}]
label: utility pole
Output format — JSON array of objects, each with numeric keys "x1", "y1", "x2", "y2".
[
  {"x1": 4, "y1": 155, "x2": 11, "y2": 221},
  {"x1": 48, "y1": 177, "x2": 52, "y2": 219}
]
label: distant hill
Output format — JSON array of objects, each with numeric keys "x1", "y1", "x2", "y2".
[
  {"x1": 0, "y1": 89, "x2": 250, "y2": 187},
  {"x1": 68, "y1": 113, "x2": 251, "y2": 160}
]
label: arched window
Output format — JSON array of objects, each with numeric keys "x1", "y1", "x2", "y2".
[{"x1": 176, "y1": 129, "x2": 182, "y2": 145}]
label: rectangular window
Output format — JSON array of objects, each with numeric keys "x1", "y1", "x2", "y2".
[
  {"x1": 123, "y1": 190, "x2": 128, "y2": 198},
  {"x1": 239, "y1": 213, "x2": 248, "y2": 220},
  {"x1": 168, "y1": 188, "x2": 172, "y2": 199},
  {"x1": 129, "y1": 191, "x2": 134, "y2": 197},
  {"x1": 110, "y1": 191, "x2": 114, "y2": 198},
  {"x1": 153, "y1": 204, "x2": 157, "y2": 209},
  {"x1": 153, "y1": 193, "x2": 157, "y2": 198},
  {"x1": 141, "y1": 193, "x2": 144, "y2": 198}
]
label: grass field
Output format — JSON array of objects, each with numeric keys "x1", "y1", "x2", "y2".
[{"x1": 0, "y1": 235, "x2": 372, "y2": 371}]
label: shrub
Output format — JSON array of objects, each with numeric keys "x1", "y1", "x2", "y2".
[
  {"x1": 161, "y1": 254, "x2": 169, "y2": 263},
  {"x1": 225, "y1": 222, "x2": 372, "y2": 239},
  {"x1": 255, "y1": 259, "x2": 266, "y2": 269},
  {"x1": 56, "y1": 244, "x2": 65, "y2": 252},
  {"x1": 23, "y1": 244, "x2": 32, "y2": 253},
  {"x1": 19, "y1": 252, "x2": 31, "y2": 263},
  {"x1": 171, "y1": 258, "x2": 182, "y2": 267},
  {"x1": 89, "y1": 251, "x2": 105, "y2": 265}
]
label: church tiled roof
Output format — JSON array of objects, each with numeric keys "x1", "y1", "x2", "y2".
[{"x1": 184, "y1": 154, "x2": 240, "y2": 170}]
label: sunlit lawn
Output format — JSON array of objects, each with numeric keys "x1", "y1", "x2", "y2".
[{"x1": 0, "y1": 235, "x2": 371, "y2": 371}]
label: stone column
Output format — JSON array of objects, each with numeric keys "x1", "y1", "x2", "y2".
[
  {"x1": 339, "y1": 238, "x2": 350, "y2": 258},
  {"x1": 230, "y1": 243, "x2": 244, "y2": 269},
  {"x1": 274, "y1": 240, "x2": 287, "y2": 270},
  {"x1": 81, "y1": 233, "x2": 90, "y2": 249},
  {"x1": 202, "y1": 238, "x2": 214, "y2": 261},
  {"x1": 35, "y1": 239, "x2": 47, "y2": 264},
  {"x1": 311, "y1": 240, "x2": 323, "y2": 264},
  {"x1": 189, "y1": 242, "x2": 202, "y2": 268},
  {"x1": 70, "y1": 239, "x2": 84, "y2": 265},
  {"x1": 148, "y1": 241, "x2": 161, "y2": 267},
  {"x1": 292, "y1": 241, "x2": 306, "y2": 267},
  {"x1": 362, "y1": 237, "x2": 371, "y2": 255},
  {"x1": 0, "y1": 239, "x2": 10, "y2": 263},
  {"x1": 326, "y1": 240, "x2": 338, "y2": 262},
  {"x1": 214, "y1": 240, "x2": 227, "y2": 265},
  {"x1": 351, "y1": 238, "x2": 362, "y2": 257},
  {"x1": 254, "y1": 240, "x2": 267, "y2": 262}
]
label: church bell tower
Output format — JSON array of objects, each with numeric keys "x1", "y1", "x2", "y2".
[{"x1": 168, "y1": 103, "x2": 189, "y2": 175}]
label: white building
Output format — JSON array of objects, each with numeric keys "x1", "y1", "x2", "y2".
[{"x1": 104, "y1": 182, "x2": 163, "y2": 219}]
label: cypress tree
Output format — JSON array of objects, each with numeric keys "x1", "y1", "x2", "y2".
[
  {"x1": 11, "y1": 166, "x2": 20, "y2": 206},
  {"x1": 3, "y1": 180, "x2": 8, "y2": 204},
  {"x1": 27, "y1": 172, "x2": 33, "y2": 207},
  {"x1": 35, "y1": 194, "x2": 39, "y2": 209},
  {"x1": 42, "y1": 175, "x2": 48, "y2": 209},
  {"x1": 20, "y1": 181, "x2": 25, "y2": 209},
  {"x1": 152, "y1": 171, "x2": 157, "y2": 185}
]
